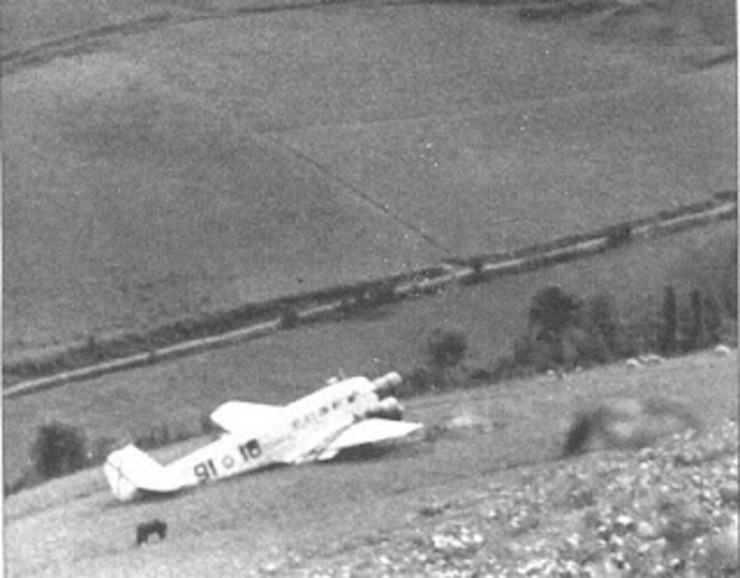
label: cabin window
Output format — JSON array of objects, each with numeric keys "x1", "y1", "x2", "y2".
[
  {"x1": 320, "y1": 406, "x2": 329, "y2": 415},
  {"x1": 348, "y1": 394, "x2": 357, "y2": 403},
  {"x1": 332, "y1": 400, "x2": 342, "y2": 409},
  {"x1": 292, "y1": 419, "x2": 301, "y2": 429}
]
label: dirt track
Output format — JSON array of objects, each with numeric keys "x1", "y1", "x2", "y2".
[{"x1": 5, "y1": 351, "x2": 736, "y2": 576}]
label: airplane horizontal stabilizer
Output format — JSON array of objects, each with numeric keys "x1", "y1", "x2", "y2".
[
  {"x1": 318, "y1": 418, "x2": 423, "y2": 459},
  {"x1": 209, "y1": 401, "x2": 285, "y2": 434},
  {"x1": 104, "y1": 444, "x2": 186, "y2": 501}
]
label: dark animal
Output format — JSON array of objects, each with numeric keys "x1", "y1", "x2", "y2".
[{"x1": 136, "y1": 519, "x2": 167, "y2": 546}]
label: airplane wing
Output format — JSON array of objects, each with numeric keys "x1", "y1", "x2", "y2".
[
  {"x1": 317, "y1": 418, "x2": 423, "y2": 460},
  {"x1": 209, "y1": 401, "x2": 285, "y2": 434}
]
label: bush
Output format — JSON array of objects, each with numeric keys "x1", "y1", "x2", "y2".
[
  {"x1": 30, "y1": 422, "x2": 89, "y2": 481},
  {"x1": 426, "y1": 327, "x2": 468, "y2": 369},
  {"x1": 398, "y1": 328, "x2": 473, "y2": 397},
  {"x1": 398, "y1": 366, "x2": 434, "y2": 398},
  {"x1": 605, "y1": 223, "x2": 632, "y2": 249},
  {"x1": 135, "y1": 423, "x2": 172, "y2": 450},
  {"x1": 280, "y1": 308, "x2": 300, "y2": 329},
  {"x1": 88, "y1": 436, "x2": 118, "y2": 466}
]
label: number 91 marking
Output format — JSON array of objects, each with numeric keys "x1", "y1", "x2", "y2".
[
  {"x1": 192, "y1": 439, "x2": 261, "y2": 483},
  {"x1": 194, "y1": 459, "x2": 217, "y2": 483}
]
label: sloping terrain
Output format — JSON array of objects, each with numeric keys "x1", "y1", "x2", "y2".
[
  {"x1": 4, "y1": 350, "x2": 737, "y2": 576},
  {"x1": 3, "y1": 0, "x2": 736, "y2": 354},
  {"x1": 3, "y1": 219, "x2": 735, "y2": 486}
]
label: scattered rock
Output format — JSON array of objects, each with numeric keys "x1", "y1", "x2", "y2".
[
  {"x1": 638, "y1": 353, "x2": 664, "y2": 365},
  {"x1": 714, "y1": 344, "x2": 733, "y2": 356},
  {"x1": 290, "y1": 418, "x2": 737, "y2": 576}
]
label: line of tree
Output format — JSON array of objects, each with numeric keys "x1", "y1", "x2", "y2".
[
  {"x1": 495, "y1": 284, "x2": 734, "y2": 380},
  {"x1": 401, "y1": 282, "x2": 736, "y2": 396}
]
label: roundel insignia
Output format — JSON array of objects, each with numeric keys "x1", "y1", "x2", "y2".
[{"x1": 222, "y1": 455, "x2": 235, "y2": 469}]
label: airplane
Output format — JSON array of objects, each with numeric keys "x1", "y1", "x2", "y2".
[{"x1": 104, "y1": 372, "x2": 422, "y2": 501}]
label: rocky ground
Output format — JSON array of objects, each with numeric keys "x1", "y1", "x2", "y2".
[{"x1": 267, "y1": 418, "x2": 738, "y2": 577}]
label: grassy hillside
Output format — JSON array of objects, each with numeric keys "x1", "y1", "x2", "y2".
[
  {"x1": 4, "y1": 350, "x2": 737, "y2": 576},
  {"x1": 3, "y1": 0, "x2": 736, "y2": 355}
]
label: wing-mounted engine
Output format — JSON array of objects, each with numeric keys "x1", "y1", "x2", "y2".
[
  {"x1": 362, "y1": 396, "x2": 404, "y2": 421},
  {"x1": 370, "y1": 372, "x2": 402, "y2": 399}
]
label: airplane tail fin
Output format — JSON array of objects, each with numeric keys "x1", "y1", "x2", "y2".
[{"x1": 103, "y1": 444, "x2": 184, "y2": 501}]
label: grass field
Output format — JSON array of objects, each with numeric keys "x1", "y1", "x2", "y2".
[
  {"x1": 4, "y1": 349, "x2": 737, "y2": 576},
  {"x1": 3, "y1": 0, "x2": 736, "y2": 354}
]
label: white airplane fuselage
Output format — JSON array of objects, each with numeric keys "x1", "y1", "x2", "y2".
[
  {"x1": 168, "y1": 384, "x2": 361, "y2": 487},
  {"x1": 105, "y1": 373, "x2": 416, "y2": 500}
]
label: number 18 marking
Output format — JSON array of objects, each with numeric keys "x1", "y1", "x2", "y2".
[{"x1": 239, "y1": 439, "x2": 261, "y2": 462}]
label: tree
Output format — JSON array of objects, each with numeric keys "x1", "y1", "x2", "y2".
[
  {"x1": 658, "y1": 286, "x2": 678, "y2": 356},
  {"x1": 583, "y1": 293, "x2": 620, "y2": 356},
  {"x1": 30, "y1": 422, "x2": 88, "y2": 481},
  {"x1": 528, "y1": 286, "x2": 581, "y2": 339},
  {"x1": 703, "y1": 291, "x2": 723, "y2": 346},
  {"x1": 684, "y1": 289, "x2": 705, "y2": 351}
]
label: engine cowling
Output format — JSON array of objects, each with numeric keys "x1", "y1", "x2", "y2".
[
  {"x1": 370, "y1": 372, "x2": 402, "y2": 399},
  {"x1": 364, "y1": 396, "x2": 404, "y2": 421}
]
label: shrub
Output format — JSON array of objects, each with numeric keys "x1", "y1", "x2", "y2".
[
  {"x1": 88, "y1": 436, "x2": 119, "y2": 466},
  {"x1": 562, "y1": 397, "x2": 700, "y2": 456},
  {"x1": 605, "y1": 223, "x2": 632, "y2": 249},
  {"x1": 280, "y1": 307, "x2": 300, "y2": 329},
  {"x1": 398, "y1": 366, "x2": 434, "y2": 398},
  {"x1": 361, "y1": 281, "x2": 397, "y2": 307},
  {"x1": 135, "y1": 423, "x2": 172, "y2": 450},
  {"x1": 30, "y1": 422, "x2": 88, "y2": 481},
  {"x1": 426, "y1": 327, "x2": 468, "y2": 369}
]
